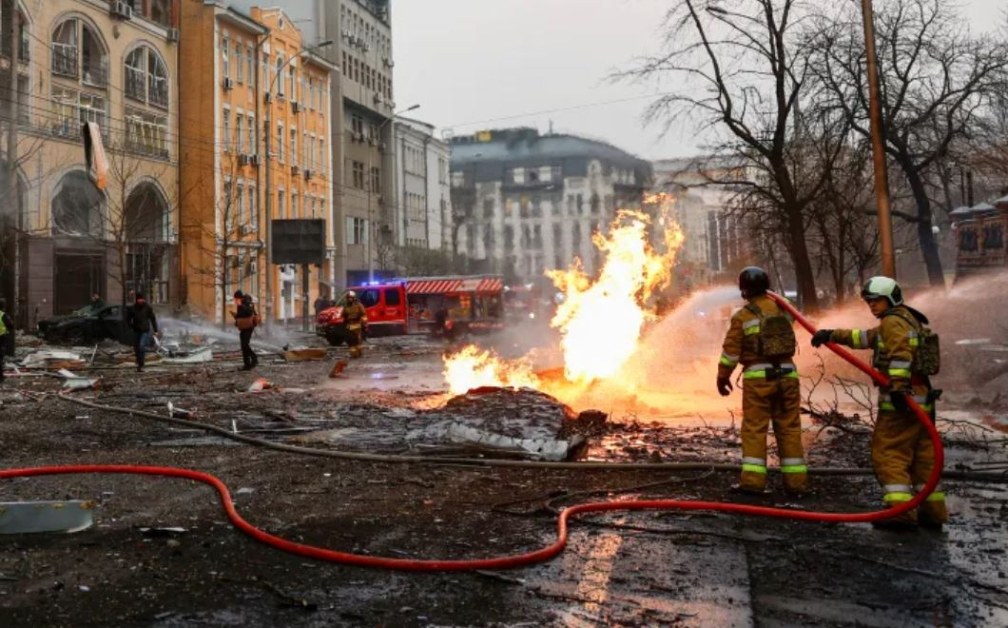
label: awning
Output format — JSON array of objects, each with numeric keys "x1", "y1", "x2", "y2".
[{"x1": 406, "y1": 276, "x2": 503, "y2": 295}]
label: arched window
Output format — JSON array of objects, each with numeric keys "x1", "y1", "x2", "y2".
[
  {"x1": 275, "y1": 54, "x2": 285, "y2": 96},
  {"x1": 50, "y1": 17, "x2": 107, "y2": 138},
  {"x1": 51, "y1": 170, "x2": 103, "y2": 237},
  {"x1": 125, "y1": 45, "x2": 168, "y2": 108}
]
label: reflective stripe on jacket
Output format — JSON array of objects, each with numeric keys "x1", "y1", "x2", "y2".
[{"x1": 717, "y1": 294, "x2": 795, "y2": 379}]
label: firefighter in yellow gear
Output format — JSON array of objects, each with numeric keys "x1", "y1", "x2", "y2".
[
  {"x1": 811, "y1": 276, "x2": 947, "y2": 530},
  {"x1": 717, "y1": 267, "x2": 808, "y2": 495},
  {"x1": 342, "y1": 291, "x2": 368, "y2": 359}
]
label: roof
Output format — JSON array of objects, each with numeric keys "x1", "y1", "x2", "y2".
[{"x1": 450, "y1": 128, "x2": 650, "y2": 184}]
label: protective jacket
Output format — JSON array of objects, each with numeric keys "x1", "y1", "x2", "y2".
[
  {"x1": 827, "y1": 305, "x2": 947, "y2": 526},
  {"x1": 718, "y1": 294, "x2": 807, "y2": 493},
  {"x1": 127, "y1": 303, "x2": 158, "y2": 334},
  {"x1": 343, "y1": 301, "x2": 368, "y2": 358}
]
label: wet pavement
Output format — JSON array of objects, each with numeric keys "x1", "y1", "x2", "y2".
[{"x1": 1, "y1": 332, "x2": 1007, "y2": 626}]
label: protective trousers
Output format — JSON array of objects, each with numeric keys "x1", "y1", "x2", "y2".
[
  {"x1": 740, "y1": 377, "x2": 808, "y2": 493},
  {"x1": 873, "y1": 391, "x2": 948, "y2": 525},
  {"x1": 346, "y1": 325, "x2": 363, "y2": 359}
]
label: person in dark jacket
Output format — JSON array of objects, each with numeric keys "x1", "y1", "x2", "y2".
[
  {"x1": 235, "y1": 292, "x2": 258, "y2": 370},
  {"x1": 126, "y1": 292, "x2": 158, "y2": 372},
  {"x1": 0, "y1": 298, "x2": 13, "y2": 382}
]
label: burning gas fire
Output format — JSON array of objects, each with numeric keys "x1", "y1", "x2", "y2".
[
  {"x1": 443, "y1": 345, "x2": 539, "y2": 395},
  {"x1": 443, "y1": 210, "x2": 684, "y2": 395}
]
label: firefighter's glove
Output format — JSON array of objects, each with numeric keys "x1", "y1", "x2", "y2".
[
  {"x1": 811, "y1": 329, "x2": 834, "y2": 348},
  {"x1": 716, "y1": 376, "x2": 733, "y2": 397},
  {"x1": 889, "y1": 391, "x2": 910, "y2": 413}
]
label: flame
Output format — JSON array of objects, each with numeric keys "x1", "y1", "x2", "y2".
[
  {"x1": 443, "y1": 345, "x2": 540, "y2": 396},
  {"x1": 548, "y1": 210, "x2": 683, "y2": 384},
  {"x1": 442, "y1": 209, "x2": 684, "y2": 396}
]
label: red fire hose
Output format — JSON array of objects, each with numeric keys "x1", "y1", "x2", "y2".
[{"x1": 0, "y1": 291, "x2": 942, "y2": 572}]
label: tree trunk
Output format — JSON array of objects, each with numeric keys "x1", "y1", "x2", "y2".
[
  {"x1": 903, "y1": 166, "x2": 945, "y2": 286},
  {"x1": 786, "y1": 208, "x2": 820, "y2": 312}
]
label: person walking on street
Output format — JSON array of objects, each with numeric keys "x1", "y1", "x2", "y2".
[
  {"x1": 717, "y1": 267, "x2": 807, "y2": 496},
  {"x1": 342, "y1": 290, "x2": 367, "y2": 359},
  {"x1": 0, "y1": 298, "x2": 13, "y2": 383},
  {"x1": 234, "y1": 291, "x2": 259, "y2": 370},
  {"x1": 126, "y1": 292, "x2": 158, "y2": 372},
  {"x1": 811, "y1": 276, "x2": 946, "y2": 530}
]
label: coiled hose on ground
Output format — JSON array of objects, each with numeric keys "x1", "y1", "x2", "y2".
[{"x1": 0, "y1": 292, "x2": 946, "y2": 571}]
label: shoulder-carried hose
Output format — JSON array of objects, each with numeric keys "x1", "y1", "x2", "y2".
[{"x1": 0, "y1": 291, "x2": 943, "y2": 571}]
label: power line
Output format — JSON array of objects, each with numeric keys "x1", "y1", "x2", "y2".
[{"x1": 445, "y1": 92, "x2": 674, "y2": 130}]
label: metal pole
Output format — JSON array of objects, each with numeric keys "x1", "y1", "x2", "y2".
[
  {"x1": 301, "y1": 262, "x2": 309, "y2": 331},
  {"x1": 861, "y1": 0, "x2": 896, "y2": 278},
  {"x1": 8, "y1": 11, "x2": 20, "y2": 327},
  {"x1": 367, "y1": 147, "x2": 373, "y2": 282},
  {"x1": 264, "y1": 107, "x2": 273, "y2": 329}
]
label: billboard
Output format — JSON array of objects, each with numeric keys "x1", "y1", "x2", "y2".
[{"x1": 271, "y1": 219, "x2": 326, "y2": 265}]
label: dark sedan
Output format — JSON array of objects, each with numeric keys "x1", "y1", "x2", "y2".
[{"x1": 37, "y1": 305, "x2": 133, "y2": 345}]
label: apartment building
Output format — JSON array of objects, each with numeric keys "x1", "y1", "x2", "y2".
[
  {"x1": 449, "y1": 128, "x2": 651, "y2": 284},
  {"x1": 393, "y1": 117, "x2": 450, "y2": 252},
  {"x1": 1, "y1": 0, "x2": 179, "y2": 326},
  {"x1": 178, "y1": 1, "x2": 335, "y2": 323}
]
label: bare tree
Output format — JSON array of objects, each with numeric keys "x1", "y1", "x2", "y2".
[
  {"x1": 810, "y1": 0, "x2": 1008, "y2": 286},
  {"x1": 96, "y1": 138, "x2": 178, "y2": 316},
  {"x1": 619, "y1": 0, "x2": 842, "y2": 311},
  {"x1": 184, "y1": 156, "x2": 257, "y2": 328}
]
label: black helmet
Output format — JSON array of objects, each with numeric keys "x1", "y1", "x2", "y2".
[
  {"x1": 861, "y1": 276, "x2": 903, "y2": 307},
  {"x1": 738, "y1": 266, "x2": 770, "y2": 299},
  {"x1": 233, "y1": 290, "x2": 244, "y2": 299}
]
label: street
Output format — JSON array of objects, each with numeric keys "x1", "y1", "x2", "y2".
[{"x1": 1, "y1": 332, "x2": 1006, "y2": 627}]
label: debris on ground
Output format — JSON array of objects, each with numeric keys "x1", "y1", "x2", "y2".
[
  {"x1": 247, "y1": 378, "x2": 273, "y2": 393},
  {"x1": 283, "y1": 348, "x2": 327, "y2": 362}
]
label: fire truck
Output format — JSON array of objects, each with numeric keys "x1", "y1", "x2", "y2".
[
  {"x1": 316, "y1": 275, "x2": 505, "y2": 345},
  {"x1": 951, "y1": 196, "x2": 1008, "y2": 280}
]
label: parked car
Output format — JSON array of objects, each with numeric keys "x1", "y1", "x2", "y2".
[{"x1": 36, "y1": 305, "x2": 133, "y2": 345}]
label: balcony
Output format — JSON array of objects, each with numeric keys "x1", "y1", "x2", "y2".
[
  {"x1": 52, "y1": 43, "x2": 78, "y2": 79},
  {"x1": 125, "y1": 66, "x2": 145, "y2": 102}
]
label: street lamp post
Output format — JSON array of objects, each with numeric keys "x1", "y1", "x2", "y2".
[
  {"x1": 263, "y1": 40, "x2": 333, "y2": 328},
  {"x1": 367, "y1": 103, "x2": 419, "y2": 282}
]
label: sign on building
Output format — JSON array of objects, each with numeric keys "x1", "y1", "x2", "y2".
[{"x1": 271, "y1": 219, "x2": 326, "y2": 265}]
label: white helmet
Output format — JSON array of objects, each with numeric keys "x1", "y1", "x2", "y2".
[
  {"x1": 346, "y1": 290, "x2": 357, "y2": 299},
  {"x1": 861, "y1": 276, "x2": 903, "y2": 307}
]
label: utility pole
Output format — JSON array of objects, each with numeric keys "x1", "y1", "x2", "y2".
[
  {"x1": 861, "y1": 0, "x2": 896, "y2": 278},
  {"x1": 7, "y1": 10, "x2": 20, "y2": 327}
]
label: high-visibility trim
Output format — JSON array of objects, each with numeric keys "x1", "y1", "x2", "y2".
[
  {"x1": 879, "y1": 400, "x2": 932, "y2": 412},
  {"x1": 884, "y1": 483, "x2": 913, "y2": 493},
  {"x1": 744, "y1": 369, "x2": 799, "y2": 379},
  {"x1": 742, "y1": 319, "x2": 760, "y2": 329},
  {"x1": 852, "y1": 329, "x2": 866, "y2": 348},
  {"x1": 742, "y1": 457, "x2": 766, "y2": 466},
  {"x1": 781, "y1": 464, "x2": 808, "y2": 474},
  {"x1": 781, "y1": 457, "x2": 806, "y2": 466},
  {"x1": 925, "y1": 491, "x2": 946, "y2": 502},
  {"x1": 890, "y1": 360, "x2": 912, "y2": 368},
  {"x1": 909, "y1": 338, "x2": 919, "y2": 347},
  {"x1": 888, "y1": 368, "x2": 911, "y2": 378},
  {"x1": 741, "y1": 464, "x2": 767, "y2": 474},
  {"x1": 743, "y1": 324, "x2": 761, "y2": 336},
  {"x1": 883, "y1": 492, "x2": 913, "y2": 503},
  {"x1": 719, "y1": 353, "x2": 739, "y2": 366}
]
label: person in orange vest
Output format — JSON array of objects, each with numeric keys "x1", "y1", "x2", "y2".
[
  {"x1": 812, "y1": 276, "x2": 947, "y2": 530},
  {"x1": 717, "y1": 267, "x2": 807, "y2": 495}
]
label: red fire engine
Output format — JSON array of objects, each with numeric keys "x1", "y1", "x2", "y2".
[{"x1": 316, "y1": 275, "x2": 505, "y2": 345}]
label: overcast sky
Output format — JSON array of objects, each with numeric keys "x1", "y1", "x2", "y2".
[{"x1": 392, "y1": 0, "x2": 1005, "y2": 160}]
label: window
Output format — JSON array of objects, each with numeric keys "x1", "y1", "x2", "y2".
[
  {"x1": 247, "y1": 114, "x2": 255, "y2": 154},
  {"x1": 276, "y1": 123, "x2": 284, "y2": 162},
  {"x1": 288, "y1": 66, "x2": 296, "y2": 101},
  {"x1": 347, "y1": 216, "x2": 368, "y2": 245},
  {"x1": 483, "y1": 199, "x2": 494, "y2": 219},
  {"x1": 248, "y1": 185, "x2": 257, "y2": 228},
  {"x1": 369, "y1": 166, "x2": 380, "y2": 193},
  {"x1": 222, "y1": 107, "x2": 231, "y2": 148},
  {"x1": 276, "y1": 55, "x2": 285, "y2": 97},
  {"x1": 352, "y1": 161, "x2": 365, "y2": 189},
  {"x1": 51, "y1": 19, "x2": 108, "y2": 87},
  {"x1": 290, "y1": 128, "x2": 297, "y2": 166},
  {"x1": 351, "y1": 114, "x2": 363, "y2": 138},
  {"x1": 125, "y1": 46, "x2": 168, "y2": 108},
  {"x1": 246, "y1": 46, "x2": 255, "y2": 88},
  {"x1": 51, "y1": 170, "x2": 102, "y2": 237},
  {"x1": 262, "y1": 53, "x2": 270, "y2": 89},
  {"x1": 539, "y1": 166, "x2": 553, "y2": 183},
  {"x1": 235, "y1": 41, "x2": 243, "y2": 83},
  {"x1": 384, "y1": 288, "x2": 401, "y2": 306},
  {"x1": 52, "y1": 86, "x2": 107, "y2": 139},
  {"x1": 291, "y1": 193, "x2": 298, "y2": 218},
  {"x1": 236, "y1": 183, "x2": 245, "y2": 226},
  {"x1": 277, "y1": 189, "x2": 286, "y2": 218},
  {"x1": 124, "y1": 108, "x2": 168, "y2": 158},
  {"x1": 235, "y1": 114, "x2": 244, "y2": 152},
  {"x1": 222, "y1": 36, "x2": 230, "y2": 79},
  {"x1": 358, "y1": 289, "x2": 380, "y2": 308}
]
